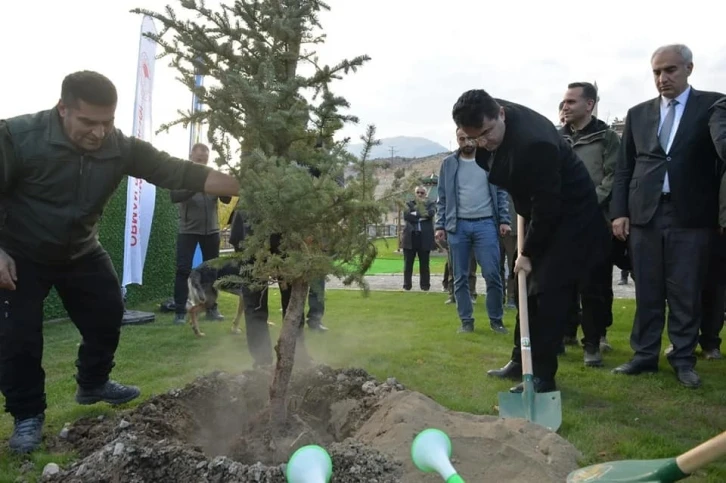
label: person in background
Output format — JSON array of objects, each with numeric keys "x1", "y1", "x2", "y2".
[
  {"x1": 499, "y1": 194, "x2": 517, "y2": 309},
  {"x1": 559, "y1": 81, "x2": 620, "y2": 365},
  {"x1": 435, "y1": 128, "x2": 511, "y2": 335},
  {"x1": 170, "y1": 142, "x2": 231, "y2": 325},
  {"x1": 402, "y1": 186, "x2": 436, "y2": 291}
]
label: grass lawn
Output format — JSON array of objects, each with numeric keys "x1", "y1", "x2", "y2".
[
  {"x1": 367, "y1": 237, "x2": 447, "y2": 275},
  {"x1": 1, "y1": 290, "x2": 725, "y2": 482}
]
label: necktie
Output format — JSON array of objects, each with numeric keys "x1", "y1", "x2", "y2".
[{"x1": 659, "y1": 100, "x2": 678, "y2": 153}]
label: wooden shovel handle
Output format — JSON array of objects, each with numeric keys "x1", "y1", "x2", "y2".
[
  {"x1": 676, "y1": 430, "x2": 726, "y2": 474},
  {"x1": 516, "y1": 215, "x2": 533, "y2": 376}
]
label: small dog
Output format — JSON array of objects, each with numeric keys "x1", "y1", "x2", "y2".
[{"x1": 186, "y1": 257, "x2": 246, "y2": 337}]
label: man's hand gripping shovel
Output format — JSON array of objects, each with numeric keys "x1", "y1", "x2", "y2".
[{"x1": 497, "y1": 215, "x2": 562, "y2": 432}]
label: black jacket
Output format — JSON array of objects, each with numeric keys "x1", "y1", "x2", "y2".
[
  {"x1": 0, "y1": 107, "x2": 212, "y2": 264},
  {"x1": 475, "y1": 99, "x2": 610, "y2": 292},
  {"x1": 401, "y1": 199, "x2": 436, "y2": 251}
]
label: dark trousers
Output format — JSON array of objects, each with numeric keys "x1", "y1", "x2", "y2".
[
  {"x1": 173, "y1": 233, "x2": 221, "y2": 314},
  {"x1": 511, "y1": 284, "x2": 571, "y2": 381},
  {"x1": 403, "y1": 232, "x2": 431, "y2": 290},
  {"x1": 629, "y1": 200, "x2": 711, "y2": 370},
  {"x1": 0, "y1": 248, "x2": 124, "y2": 419},
  {"x1": 499, "y1": 234, "x2": 517, "y2": 302},
  {"x1": 240, "y1": 281, "x2": 297, "y2": 366},
  {"x1": 564, "y1": 291, "x2": 582, "y2": 339},
  {"x1": 578, "y1": 259, "x2": 614, "y2": 349},
  {"x1": 306, "y1": 278, "x2": 326, "y2": 327},
  {"x1": 564, "y1": 257, "x2": 613, "y2": 347}
]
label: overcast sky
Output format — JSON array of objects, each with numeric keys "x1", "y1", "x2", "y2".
[{"x1": 2, "y1": 0, "x2": 726, "y2": 157}]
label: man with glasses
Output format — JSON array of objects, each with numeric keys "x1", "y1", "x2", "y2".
[
  {"x1": 435, "y1": 128, "x2": 511, "y2": 334},
  {"x1": 402, "y1": 186, "x2": 436, "y2": 291},
  {"x1": 450, "y1": 89, "x2": 610, "y2": 393}
]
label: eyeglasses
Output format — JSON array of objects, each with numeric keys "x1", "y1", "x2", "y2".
[{"x1": 416, "y1": 191, "x2": 426, "y2": 195}]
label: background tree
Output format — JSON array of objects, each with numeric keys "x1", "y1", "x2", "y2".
[{"x1": 132, "y1": 0, "x2": 407, "y2": 432}]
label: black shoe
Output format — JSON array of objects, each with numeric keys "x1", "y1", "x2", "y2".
[
  {"x1": 173, "y1": 313, "x2": 186, "y2": 325},
  {"x1": 9, "y1": 414, "x2": 45, "y2": 454},
  {"x1": 489, "y1": 319, "x2": 508, "y2": 334},
  {"x1": 487, "y1": 360, "x2": 523, "y2": 380},
  {"x1": 76, "y1": 380, "x2": 141, "y2": 406},
  {"x1": 403, "y1": 286, "x2": 412, "y2": 291},
  {"x1": 703, "y1": 348, "x2": 722, "y2": 360},
  {"x1": 563, "y1": 336, "x2": 579, "y2": 346},
  {"x1": 206, "y1": 308, "x2": 224, "y2": 321},
  {"x1": 676, "y1": 368, "x2": 701, "y2": 389},
  {"x1": 611, "y1": 360, "x2": 658, "y2": 375},
  {"x1": 509, "y1": 377, "x2": 557, "y2": 393},
  {"x1": 421, "y1": 286, "x2": 430, "y2": 292},
  {"x1": 584, "y1": 347, "x2": 604, "y2": 367},
  {"x1": 457, "y1": 323, "x2": 474, "y2": 333}
]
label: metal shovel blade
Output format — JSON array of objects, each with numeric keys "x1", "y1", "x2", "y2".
[{"x1": 497, "y1": 378, "x2": 562, "y2": 432}]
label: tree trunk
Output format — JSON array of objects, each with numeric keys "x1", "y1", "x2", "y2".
[{"x1": 269, "y1": 278, "x2": 309, "y2": 429}]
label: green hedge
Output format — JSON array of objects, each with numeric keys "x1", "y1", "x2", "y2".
[{"x1": 43, "y1": 178, "x2": 178, "y2": 319}]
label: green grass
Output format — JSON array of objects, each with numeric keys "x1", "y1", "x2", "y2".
[
  {"x1": 2, "y1": 291, "x2": 725, "y2": 482},
  {"x1": 367, "y1": 237, "x2": 447, "y2": 275}
]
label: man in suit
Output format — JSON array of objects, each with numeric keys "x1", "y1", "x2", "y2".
[
  {"x1": 451, "y1": 89, "x2": 611, "y2": 392},
  {"x1": 611, "y1": 44, "x2": 725, "y2": 388}
]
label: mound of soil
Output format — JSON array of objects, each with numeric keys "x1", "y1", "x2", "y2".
[{"x1": 44, "y1": 366, "x2": 581, "y2": 482}]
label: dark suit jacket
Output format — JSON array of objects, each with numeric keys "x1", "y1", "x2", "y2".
[
  {"x1": 475, "y1": 99, "x2": 610, "y2": 293},
  {"x1": 401, "y1": 199, "x2": 436, "y2": 251},
  {"x1": 611, "y1": 87, "x2": 725, "y2": 228}
]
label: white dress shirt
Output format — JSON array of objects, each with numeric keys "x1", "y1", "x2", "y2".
[{"x1": 659, "y1": 85, "x2": 691, "y2": 193}]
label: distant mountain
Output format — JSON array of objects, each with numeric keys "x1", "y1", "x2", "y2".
[{"x1": 345, "y1": 136, "x2": 448, "y2": 160}]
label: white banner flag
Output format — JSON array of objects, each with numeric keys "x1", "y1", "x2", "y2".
[{"x1": 122, "y1": 15, "x2": 158, "y2": 288}]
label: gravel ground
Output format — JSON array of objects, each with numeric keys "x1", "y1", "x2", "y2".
[{"x1": 326, "y1": 267, "x2": 636, "y2": 299}]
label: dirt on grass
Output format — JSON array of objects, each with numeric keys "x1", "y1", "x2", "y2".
[{"x1": 42, "y1": 365, "x2": 581, "y2": 482}]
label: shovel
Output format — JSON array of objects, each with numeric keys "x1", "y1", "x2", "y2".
[
  {"x1": 566, "y1": 429, "x2": 726, "y2": 482},
  {"x1": 497, "y1": 215, "x2": 562, "y2": 432}
]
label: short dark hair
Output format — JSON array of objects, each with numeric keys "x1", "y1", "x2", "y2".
[
  {"x1": 191, "y1": 143, "x2": 209, "y2": 152},
  {"x1": 452, "y1": 89, "x2": 501, "y2": 128},
  {"x1": 567, "y1": 82, "x2": 598, "y2": 103},
  {"x1": 61, "y1": 71, "x2": 118, "y2": 108}
]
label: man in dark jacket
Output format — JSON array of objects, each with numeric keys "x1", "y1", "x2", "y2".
[
  {"x1": 170, "y1": 142, "x2": 231, "y2": 324},
  {"x1": 0, "y1": 71, "x2": 240, "y2": 454},
  {"x1": 559, "y1": 81, "x2": 621, "y2": 366},
  {"x1": 401, "y1": 186, "x2": 436, "y2": 291},
  {"x1": 450, "y1": 89, "x2": 610, "y2": 393}
]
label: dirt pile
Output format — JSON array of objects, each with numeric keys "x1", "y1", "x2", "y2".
[{"x1": 43, "y1": 366, "x2": 581, "y2": 482}]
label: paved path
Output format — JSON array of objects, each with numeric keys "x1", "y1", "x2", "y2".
[{"x1": 326, "y1": 267, "x2": 636, "y2": 299}]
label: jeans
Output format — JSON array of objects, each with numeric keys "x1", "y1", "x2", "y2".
[{"x1": 448, "y1": 218, "x2": 504, "y2": 325}]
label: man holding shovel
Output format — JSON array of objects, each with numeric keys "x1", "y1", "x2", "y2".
[{"x1": 451, "y1": 89, "x2": 611, "y2": 393}]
